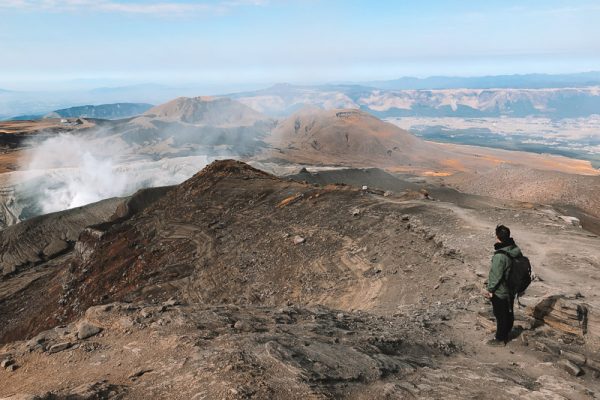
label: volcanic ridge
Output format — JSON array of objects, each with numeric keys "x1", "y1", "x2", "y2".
[{"x1": 1, "y1": 160, "x2": 600, "y2": 399}]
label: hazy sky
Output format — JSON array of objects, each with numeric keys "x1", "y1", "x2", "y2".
[{"x1": 1, "y1": 0, "x2": 600, "y2": 90}]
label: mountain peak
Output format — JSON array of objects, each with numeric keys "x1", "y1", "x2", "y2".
[{"x1": 142, "y1": 96, "x2": 266, "y2": 126}]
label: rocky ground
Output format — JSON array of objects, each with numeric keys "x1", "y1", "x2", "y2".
[{"x1": 1, "y1": 160, "x2": 600, "y2": 399}]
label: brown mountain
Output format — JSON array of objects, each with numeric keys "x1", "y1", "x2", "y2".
[
  {"x1": 140, "y1": 96, "x2": 267, "y2": 127},
  {"x1": 266, "y1": 108, "x2": 438, "y2": 167},
  {"x1": 118, "y1": 97, "x2": 274, "y2": 155},
  {"x1": 262, "y1": 108, "x2": 600, "y2": 178}
]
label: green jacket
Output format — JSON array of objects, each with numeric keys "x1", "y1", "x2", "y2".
[{"x1": 487, "y1": 242, "x2": 522, "y2": 299}]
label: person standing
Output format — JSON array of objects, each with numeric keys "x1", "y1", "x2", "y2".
[{"x1": 484, "y1": 225, "x2": 521, "y2": 346}]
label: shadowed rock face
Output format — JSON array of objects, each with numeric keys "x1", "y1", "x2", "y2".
[
  {"x1": 0, "y1": 197, "x2": 123, "y2": 277},
  {"x1": 0, "y1": 186, "x2": 173, "y2": 343}
]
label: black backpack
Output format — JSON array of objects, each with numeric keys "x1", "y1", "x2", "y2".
[{"x1": 495, "y1": 250, "x2": 532, "y2": 297}]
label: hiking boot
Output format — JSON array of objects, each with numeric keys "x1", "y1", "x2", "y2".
[{"x1": 486, "y1": 339, "x2": 506, "y2": 347}]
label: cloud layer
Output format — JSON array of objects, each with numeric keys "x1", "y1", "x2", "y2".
[{"x1": 0, "y1": 0, "x2": 267, "y2": 15}]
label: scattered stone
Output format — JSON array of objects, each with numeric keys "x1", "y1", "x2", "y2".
[
  {"x1": 1, "y1": 358, "x2": 14, "y2": 368},
  {"x1": 233, "y1": 320, "x2": 253, "y2": 332},
  {"x1": 558, "y1": 359, "x2": 583, "y2": 377},
  {"x1": 559, "y1": 216, "x2": 581, "y2": 227},
  {"x1": 77, "y1": 323, "x2": 102, "y2": 340},
  {"x1": 26, "y1": 334, "x2": 48, "y2": 352},
  {"x1": 560, "y1": 349, "x2": 586, "y2": 366},
  {"x1": 586, "y1": 358, "x2": 600, "y2": 372},
  {"x1": 42, "y1": 239, "x2": 70, "y2": 258},
  {"x1": 293, "y1": 235, "x2": 305, "y2": 245},
  {"x1": 163, "y1": 298, "x2": 180, "y2": 307},
  {"x1": 2, "y1": 263, "x2": 16, "y2": 275},
  {"x1": 350, "y1": 208, "x2": 361, "y2": 216},
  {"x1": 48, "y1": 342, "x2": 72, "y2": 354},
  {"x1": 383, "y1": 191, "x2": 393, "y2": 197},
  {"x1": 476, "y1": 312, "x2": 495, "y2": 332},
  {"x1": 6, "y1": 364, "x2": 18, "y2": 372},
  {"x1": 129, "y1": 369, "x2": 153, "y2": 381},
  {"x1": 401, "y1": 214, "x2": 410, "y2": 221},
  {"x1": 533, "y1": 340, "x2": 559, "y2": 355}
]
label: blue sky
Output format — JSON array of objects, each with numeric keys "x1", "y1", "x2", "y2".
[{"x1": 1, "y1": 0, "x2": 599, "y2": 90}]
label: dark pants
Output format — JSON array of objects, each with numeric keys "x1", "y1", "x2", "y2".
[{"x1": 491, "y1": 295, "x2": 514, "y2": 342}]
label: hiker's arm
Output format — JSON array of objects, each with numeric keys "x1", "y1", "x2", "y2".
[{"x1": 487, "y1": 254, "x2": 505, "y2": 293}]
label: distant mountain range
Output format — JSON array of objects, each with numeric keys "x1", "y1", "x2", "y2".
[
  {"x1": 2, "y1": 72, "x2": 600, "y2": 119},
  {"x1": 10, "y1": 103, "x2": 153, "y2": 121},
  {"x1": 230, "y1": 84, "x2": 600, "y2": 119},
  {"x1": 364, "y1": 71, "x2": 600, "y2": 90}
]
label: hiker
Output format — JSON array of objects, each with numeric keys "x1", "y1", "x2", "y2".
[{"x1": 484, "y1": 225, "x2": 522, "y2": 346}]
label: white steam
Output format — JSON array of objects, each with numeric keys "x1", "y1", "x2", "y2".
[
  {"x1": 25, "y1": 134, "x2": 130, "y2": 213},
  {"x1": 16, "y1": 133, "x2": 210, "y2": 215}
]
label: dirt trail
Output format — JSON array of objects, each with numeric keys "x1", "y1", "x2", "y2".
[{"x1": 380, "y1": 193, "x2": 600, "y2": 301}]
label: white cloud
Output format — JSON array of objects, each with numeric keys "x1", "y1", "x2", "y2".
[{"x1": 0, "y1": 0, "x2": 268, "y2": 15}]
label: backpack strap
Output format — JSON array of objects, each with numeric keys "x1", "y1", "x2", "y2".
[{"x1": 494, "y1": 250, "x2": 523, "y2": 308}]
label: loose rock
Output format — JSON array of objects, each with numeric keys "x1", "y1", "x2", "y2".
[
  {"x1": 48, "y1": 342, "x2": 72, "y2": 354},
  {"x1": 560, "y1": 349, "x2": 586, "y2": 366},
  {"x1": 558, "y1": 359, "x2": 583, "y2": 377},
  {"x1": 77, "y1": 322, "x2": 102, "y2": 340},
  {"x1": 293, "y1": 235, "x2": 305, "y2": 245},
  {"x1": 43, "y1": 239, "x2": 70, "y2": 258},
  {"x1": 233, "y1": 320, "x2": 253, "y2": 332}
]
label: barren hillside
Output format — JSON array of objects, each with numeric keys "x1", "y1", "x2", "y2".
[
  {"x1": 1, "y1": 160, "x2": 600, "y2": 399},
  {"x1": 444, "y1": 164, "x2": 600, "y2": 219},
  {"x1": 140, "y1": 96, "x2": 266, "y2": 127},
  {"x1": 261, "y1": 107, "x2": 600, "y2": 177},
  {"x1": 266, "y1": 108, "x2": 435, "y2": 168}
]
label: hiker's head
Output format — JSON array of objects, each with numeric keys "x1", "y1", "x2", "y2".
[{"x1": 495, "y1": 225, "x2": 511, "y2": 243}]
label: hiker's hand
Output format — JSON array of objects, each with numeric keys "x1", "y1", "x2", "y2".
[{"x1": 482, "y1": 290, "x2": 493, "y2": 299}]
